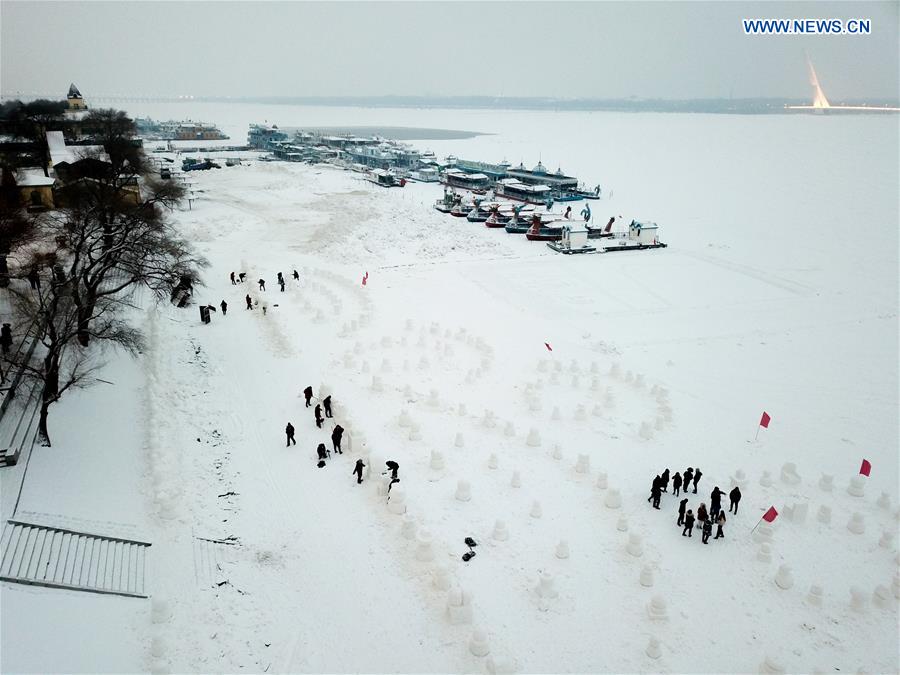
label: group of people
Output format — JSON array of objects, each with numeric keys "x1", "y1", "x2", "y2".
[
  {"x1": 228, "y1": 268, "x2": 301, "y2": 315},
  {"x1": 650, "y1": 466, "x2": 743, "y2": 545}
]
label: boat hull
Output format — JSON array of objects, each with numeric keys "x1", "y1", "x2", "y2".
[{"x1": 525, "y1": 229, "x2": 564, "y2": 242}]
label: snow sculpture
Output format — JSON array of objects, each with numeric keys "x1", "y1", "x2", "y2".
[
  {"x1": 432, "y1": 565, "x2": 451, "y2": 591},
  {"x1": 609, "y1": 363, "x2": 621, "y2": 378},
  {"x1": 617, "y1": 516, "x2": 629, "y2": 532},
  {"x1": 575, "y1": 454, "x2": 590, "y2": 474},
  {"x1": 847, "y1": 476, "x2": 866, "y2": 498},
  {"x1": 806, "y1": 584, "x2": 824, "y2": 607},
  {"x1": 488, "y1": 453, "x2": 499, "y2": 470},
  {"x1": 757, "y1": 543, "x2": 772, "y2": 563},
  {"x1": 420, "y1": 356, "x2": 431, "y2": 371},
  {"x1": 730, "y1": 469, "x2": 747, "y2": 488},
  {"x1": 343, "y1": 354, "x2": 356, "y2": 369},
  {"x1": 872, "y1": 584, "x2": 891, "y2": 609},
  {"x1": 847, "y1": 512, "x2": 865, "y2": 535},
  {"x1": 381, "y1": 335, "x2": 393, "y2": 348},
  {"x1": 640, "y1": 565, "x2": 654, "y2": 587},
  {"x1": 150, "y1": 637, "x2": 166, "y2": 658},
  {"x1": 416, "y1": 335, "x2": 426, "y2": 349},
  {"x1": 591, "y1": 377, "x2": 601, "y2": 392},
  {"x1": 465, "y1": 370, "x2": 475, "y2": 385},
  {"x1": 590, "y1": 361, "x2": 599, "y2": 374},
  {"x1": 446, "y1": 587, "x2": 473, "y2": 625},
  {"x1": 639, "y1": 422, "x2": 653, "y2": 440},
  {"x1": 387, "y1": 487, "x2": 407, "y2": 515},
  {"x1": 511, "y1": 470, "x2": 522, "y2": 488},
  {"x1": 151, "y1": 599, "x2": 173, "y2": 624},
  {"x1": 626, "y1": 533, "x2": 644, "y2": 557},
  {"x1": 362, "y1": 360, "x2": 370, "y2": 374},
  {"x1": 553, "y1": 360, "x2": 562, "y2": 373},
  {"x1": 656, "y1": 386, "x2": 669, "y2": 402},
  {"x1": 849, "y1": 586, "x2": 868, "y2": 612},
  {"x1": 817, "y1": 505, "x2": 832, "y2": 525},
  {"x1": 398, "y1": 409, "x2": 412, "y2": 428},
  {"x1": 401, "y1": 514, "x2": 417, "y2": 540},
  {"x1": 444, "y1": 344, "x2": 453, "y2": 358},
  {"x1": 645, "y1": 637, "x2": 661, "y2": 660},
  {"x1": 574, "y1": 404, "x2": 587, "y2": 421},
  {"x1": 491, "y1": 520, "x2": 509, "y2": 542},
  {"x1": 818, "y1": 474, "x2": 834, "y2": 492},
  {"x1": 758, "y1": 656, "x2": 785, "y2": 675},
  {"x1": 530, "y1": 501, "x2": 542, "y2": 518},
  {"x1": 408, "y1": 424, "x2": 422, "y2": 441},
  {"x1": 877, "y1": 492, "x2": 891, "y2": 510},
  {"x1": 549, "y1": 372, "x2": 560, "y2": 385},
  {"x1": 567, "y1": 359, "x2": 578, "y2": 374},
  {"x1": 655, "y1": 417, "x2": 665, "y2": 431},
  {"x1": 605, "y1": 488, "x2": 622, "y2": 509},
  {"x1": 552, "y1": 445, "x2": 563, "y2": 461},
  {"x1": 535, "y1": 572, "x2": 558, "y2": 599},
  {"x1": 429, "y1": 450, "x2": 445, "y2": 472},
  {"x1": 555, "y1": 540, "x2": 570, "y2": 559},
  {"x1": 458, "y1": 403, "x2": 467, "y2": 417},
  {"x1": 780, "y1": 463, "x2": 801, "y2": 485},
  {"x1": 313, "y1": 309, "x2": 325, "y2": 323},
  {"x1": 774, "y1": 565, "x2": 794, "y2": 590},
  {"x1": 469, "y1": 629, "x2": 491, "y2": 658},
  {"x1": 380, "y1": 358, "x2": 392, "y2": 373},
  {"x1": 551, "y1": 406, "x2": 561, "y2": 421},
  {"x1": 753, "y1": 522, "x2": 774, "y2": 544},
  {"x1": 624, "y1": 370, "x2": 634, "y2": 383},
  {"x1": 455, "y1": 432, "x2": 465, "y2": 448},
  {"x1": 339, "y1": 322, "x2": 350, "y2": 337},
  {"x1": 415, "y1": 529, "x2": 434, "y2": 562},
  {"x1": 571, "y1": 375, "x2": 580, "y2": 389},
  {"x1": 526, "y1": 429, "x2": 542, "y2": 447},
  {"x1": 658, "y1": 405, "x2": 673, "y2": 422},
  {"x1": 455, "y1": 480, "x2": 472, "y2": 502},
  {"x1": 405, "y1": 318, "x2": 413, "y2": 331},
  {"x1": 528, "y1": 396, "x2": 542, "y2": 413},
  {"x1": 350, "y1": 319, "x2": 359, "y2": 332},
  {"x1": 646, "y1": 595, "x2": 668, "y2": 620},
  {"x1": 592, "y1": 404, "x2": 604, "y2": 418},
  {"x1": 785, "y1": 502, "x2": 808, "y2": 525},
  {"x1": 430, "y1": 322, "x2": 439, "y2": 335},
  {"x1": 482, "y1": 409, "x2": 497, "y2": 429},
  {"x1": 537, "y1": 359, "x2": 548, "y2": 373},
  {"x1": 878, "y1": 531, "x2": 894, "y2": 549},
  {"x1": 634, "y1": 373, "x2": 645, "y2": 388},
  {"x1": 402, "y1": 383, "x2": 414, "y2": 399},
  {"x1": 596, "y1": 472, "x2": 608, "y2": 490},
  {"x1": 504, "y1": 422, "x2": 516, "y2": 437},
  {"x1": 759, "y1": 471, "x2": 773, "y2": 488}
]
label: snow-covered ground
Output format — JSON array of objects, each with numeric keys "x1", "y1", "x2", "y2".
[{"x1": 2, "y1": 107, "x2": 897, "y2": 674}]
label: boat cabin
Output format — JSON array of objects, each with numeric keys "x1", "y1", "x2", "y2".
[
  {"x1": 497, "y1": 178, "x2": 552, "y2": 204},
  {"x1": 629, "y1": 221, "x2": 659, "y2": 245},
  {"x1": 442, "y1": 169, "x2": 491, "y2": 191}
]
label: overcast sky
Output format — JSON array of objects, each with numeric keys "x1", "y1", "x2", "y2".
[{"x1": 2, "y1": 1, "x2": 897, "y2": 100}]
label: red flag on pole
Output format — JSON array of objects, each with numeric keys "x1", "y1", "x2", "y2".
[
  {"x1": 361, "y1": 275, "x2": 367, "y2": 286},
  {"x1": 859, "y1": 459, "x2": 872, "y2": 477},
  {"x1": 762, "y1": 506, "x2": 778, "y2": 523},
  {"x1": 759, "y1": 412, "x2": 771, "y2": 428},
  {"x1": 544, "y1": 342, "x2": 553, "y2": 352}
]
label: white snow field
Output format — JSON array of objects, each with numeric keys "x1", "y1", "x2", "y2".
[{"x1": 1, "y1": 108, "x2": 898, "y2": 674}]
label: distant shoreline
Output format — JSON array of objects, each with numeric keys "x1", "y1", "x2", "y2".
[{"x1": 283, "y1": 126, "x2": 488, "y2": 140}]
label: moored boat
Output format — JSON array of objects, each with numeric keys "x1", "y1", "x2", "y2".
[{"x1": 524, "y1": 214, "x2": 564, "y2": 241}]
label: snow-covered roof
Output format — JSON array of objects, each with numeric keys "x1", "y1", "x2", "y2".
[
  {"x1": 46, "y1": 130, "x2": 109, "y2": 166},
  {"x1": 15, "y1": 167, "x2": 56, "y2": 187},
  {"x1": 68, "y1": 83, "x2": 82, "y2": 98}
]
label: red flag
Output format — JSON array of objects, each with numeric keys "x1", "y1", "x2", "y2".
[
  {"x1": 859, "y1": 459, "x2": 872, "y2": 477},
  {"x1": 759, "y1": 411, "x2": 771, "y2": 428},
  {"x1": 762, "y1": 506, "x2": 778, "y2": 523},
  {"x1": 544, "y1": 342, "x2": 553, "y2": 352},
  {"x1": 361, "y1": 275, "x2": 367, "y2": 286}
]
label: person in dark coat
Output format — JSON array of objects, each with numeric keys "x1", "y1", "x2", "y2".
[
  {"x1": 220, "y1": 300, "x2": 227, "y2": 316},
  {"x1": 677, "y1": 498, "x2": 688, "y2": 526},
  {"x1": 0, "y1": 323, "x2": 11, "y2": 355},
  {"x1": 245, "y1": 294, "x2": 253, "y2": 310},
  {"x1": 292, "y1": 269, "x2": 299, "y2": 281},
  {"x1": 710, "y1": 487, "x2": 723, "y2": 520},
  {"x1": 314, "y1": 404, "x2": 323, "y2": 429},
  {"x1": 683, "y1": 467, "x2": 694, "y2": 491},
  {"x1": 729, "y1": 486, "x2": 742, "y2": 514},
  {"x1": 239, "y1": 272, "x2": 246, "y2": 283},
  {"x1": 303, "y1": 386, "x2": 313, "y2": 407},
  {"x1": 697, "y1": 503, "x2": 708, "y2": 528},
  {"x1": 384, "y1": 460, "x2": 400, "y2": 492},
  {"x1": 277, "y1": 272, "x2": 284, "y2": 284},
  {"x1": 258, "y1": 278, "x2": 266, "y2": 291},
  {"x1": 331, "y1": 424, "x2": 344, "y2": 454},
  {"x1": 672, "y1": 471, "x2": 683, "y2": 496},
  {"x1": 279, "y1": 279, "x2": 285, "y2": 292},
  {"x1": 352, "y1": 459, "x2": 365, "y2": 484},
  {"x1": 647, "y1": 475, "x2": 661, "y2": 503},
  {"x1": 285, "y1": 422, "x2": 296, "y2": 446},
  {"x1": 316, "y1": 443, "x2": 328, "y2": 461},
  {"x1": 230, "y1": 271, "x2": 236, "y2": 285},
  {"x1": 682, "y1": 510, "x2": 695, "y2": 537},
  {"x1": 650, "y1": 481, "x2": 662, "y2": 509},
  {"x1": 322, "y1": 395, "x2": 333, "y2": 418},
  {"x1": 701, "y1": 518, "x2": 713, "y2": 544},
  {"x1": 692, "y1": 467, "x2": 703, "y2": 493},
  {"x1": 27, "y1": 267, "x2": 40, "y2": 290},
  {"x1": 660, "y1": 468, "x2": 670, "y2": 492},
  {"x1": 715, "y1": 512, "x2": 726, "y2": 539}
]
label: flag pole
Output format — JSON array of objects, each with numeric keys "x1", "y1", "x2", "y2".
[
  {"x1": 754, "y1": 425, "x2": 760, "y2": 441},
  {"x1": 750, "y1": 515, "x2": 764, "y2": 534}
]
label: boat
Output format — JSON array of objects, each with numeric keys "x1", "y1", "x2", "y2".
[
  {"x1": 484, "y1": 208, "x2": 510, "y2": 228},
  {"x1": 411, "y1": 167, "x2": 440, "y2": 182},
  {"x1": 496, "y1": 178, "x2": 553, "y2": 204},
  {"x1": 442, "y1": 169, "x2": 491, "y2": 193},
  {"x1": 367, "y1": 168, "x2": 405, "y2": 187},
  {"x1": 525, "y1": 214, "x2": 564, "y2": 241},
  {"x1": 599, "y1": 221, "x2": 667, "y2": 252},
  {"x1": 450, "y1": 202, "x2": 472, "y2": 217},
  {"x1": 586, "y1": 215, "x2": 619, "y2": 239},
  {"x1": 547, "y1": 222, "x2": 597, "y2": 254},
  {"x1": 573, "y1": 183, "x2": 602, "y2": 200}
]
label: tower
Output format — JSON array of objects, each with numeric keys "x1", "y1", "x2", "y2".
[{"x1": 67, "y1": 83, "x2": 87, "y2": 110}]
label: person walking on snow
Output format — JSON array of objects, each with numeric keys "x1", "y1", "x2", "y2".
[
  {"x1": 677, "y1": 498, "x2": 688, "y2": 526},
  {"x1": 331, "y1": 425, "x2": 344, "y2": 454},
  {"x1": 692, "y1": 467, "x2": 703, "y2": 494},
  {"x1": 285, "y1": 422, "x2": 296, "y2": 446},
  {"x1": 322, "y1": 395, "x2": 333, "y2": 418},
  {"x1": 239, "y1": 272, "x2": 246, "y2": 283},
  {"x1": 649, "y1": 480, "x2": 662, "y2": 510},
  {"x1": 683, "y1": 467, "x2": 694, "y2": 492},
  {"x1": 661, "y1": 468, "x2": 670, "y2": 492},
  {"x1": 245, "y1": 294, "x2": 253, "y2": 310},
  {"x1": 277, "y1": 272, "x2": 284, "y2": 284},
  {"x1": 303, "y1": 386, "x2": 313, "y2": 407},
  {"x1": 715, "y1": 512, "x2": 726, "y2": 539},
  {"x1": 230, "y1": 271, "x2": 236, "y2": 285},
  {"x1": 697, "y1": 502, "x2": 708, "y2": 529},
  {"x1": 729, "y1": 486, "x2": 742, "y2": 514},
  {"x1": 279, "y1": 279, "x2": 285, "y2": 292},
  {"x1": 353, "y1": 459, "x2": 365, "y2": 484},
  {"x1": 258, "y1": 278, "x2": 266, "y2": 291},
  {"x1": 384, "y1": 461, "x2": 400, "y2": 493},
  {"x1": 701, "y1": 518, "x2": 713, "y2": 544},
  {"x1": 317, "y1": 443, "x2": 329, "y2": 461},
  {"x1": 220, "y1": 300, "x2": 227, "y2": 316},
  {"x1": 647, "y1": 475, "x2": 661, "y2": 504},
  {"x1": 292, "y1": 269, "x2": 299, "y2": 281},
  {"x1": 314, "y1": 404, "x2": 324, "y2": 429},
  {"x1": 682, "y1": 510, "x2": 695, "y2": 537},
  {"x1": 672, "y1": 471, "x2": 683, "y2": 496},
  {"x1": 710, "y1": 486, "x2": 724, "y2": 520}
]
